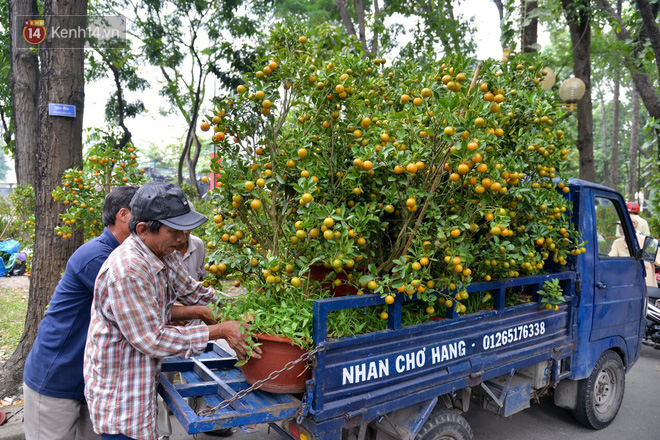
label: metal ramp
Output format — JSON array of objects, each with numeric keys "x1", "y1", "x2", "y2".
[{"x1": 158, "y1": 342, "x2": 302, "y2": 434}]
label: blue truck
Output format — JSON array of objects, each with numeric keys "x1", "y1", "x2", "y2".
[{"x1": 160, "y1": 179, "x2": 659, "y2": 440}]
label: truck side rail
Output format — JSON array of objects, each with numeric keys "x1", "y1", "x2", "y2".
[{"x1": 310, "y1": 272, "x2": 576, "y2": 423}]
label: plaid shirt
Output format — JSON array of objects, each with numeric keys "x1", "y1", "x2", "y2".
[{"x1": 84, "y1": 234, "x2": 218, "y2": 440}]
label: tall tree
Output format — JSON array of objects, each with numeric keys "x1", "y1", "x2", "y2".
[
  {"x1": 562, "y1": 0, "x2": 595, "y2": 181},
  {"x1": 130, "y1": 0, "x2": 264, "y2": 196},
  {"x1": 628, "y1": 84, "x2": 639, "y2": 199},
  {"x1": 610, "y1": 69, "x2": 620, "y2": 189},
  {"x1": 333, "y1": 0, "x2": 476, "y2": 58},
  {"x1": 608, "y1": 0, "x2": 622, "y2": 190},
  {"x1": 335, "y1": 0, "x2": 376, "y2": 54},
  {"x1": 597, "y1": 91, "x2": 610, "y2": 187},
  {"x1": 596, "y1": 0, "x2": 660, "y2": 170},
  {"x1": 8, "y1": 0, "x2": 38, "y2": 185},
  {"x1": 522, "y1": 0, "x2": 539, "y2": 52},
  {"x1": 0, "y1": 0, "x2": 86, "y2": 397},
  {"x1": 0, "y1": 0, "x2": 14, "y2": 154}
]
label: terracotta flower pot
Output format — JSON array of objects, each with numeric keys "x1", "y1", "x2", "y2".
[
  {"x1": 307, "y1": 264, "x2": 359, "y2": 297},
  {"x1": 241, "y1": 333, "x2": 310, "y2": 393}
]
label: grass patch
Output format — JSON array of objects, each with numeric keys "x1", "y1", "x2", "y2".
[{"x1": 0, "y1": 286, "x2": 28, "y2": 362}]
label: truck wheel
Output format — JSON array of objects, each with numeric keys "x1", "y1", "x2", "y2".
[
  {"x1": 572, "y1": 351, "x2": 625, "y2": 429},
  {"x1": 415, "y1": 409, "x2": 473, "y2": 440}
]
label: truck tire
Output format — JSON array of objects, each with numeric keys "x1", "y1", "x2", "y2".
[
  {"x1": 415, "y1": 409, "x2": 473, "y2": 440},
  {"x1": 572, "y1": 351, "x2": 625, "y2": 429}
]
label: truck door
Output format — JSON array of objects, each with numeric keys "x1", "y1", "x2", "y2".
[{"x1": 590, "y1": 194, "x2": 645, "y2": 352}]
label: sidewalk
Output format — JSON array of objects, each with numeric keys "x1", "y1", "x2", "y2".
[
  {"x1": 0, "y1": 403, "x2": 264, "y2": 440},
  {"x1": 0, "y1": 404, "x2": 24, "y2": 440}
]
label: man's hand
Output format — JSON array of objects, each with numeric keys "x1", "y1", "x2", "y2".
[{"x1": 208, "y1": 321, "x2": 263, "y2": 360}]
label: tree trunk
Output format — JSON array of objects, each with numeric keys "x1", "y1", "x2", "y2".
[
  {"x1": 0, "y1": 0, "x2": 86, "y2": 397},
  {"x1": 9, "y1": 0, "x2": 39, "y2": 186},
  {"x1": 177, "y1": 135, "x2": 191, "y2": 187},
  {"x1": 562, "y1": 0, "x2": 594, "y2": 182},
  {"x1": 610, "y1": 71, "x2": 620, "y2": 189},
  {"x1": 599, "y1": 94, "x2": 610, "y2": 187},
  {"x1": 522, "y1": 1, "x2": 538, "y2": 52},
  {"x1": 186, "y1": 131, "x2": 202, "y2": 196},
  {"x1": 628, "y1": 85, "x2": 639, "y2": 199},
  {"x1": 335, "y1": 0, "x2": 356, "y2": 37},
  {"x1": 371, "y1": 0, "x2": 380, "y2": 55},
  {"x1": 356, "y1": 0, "x2": 366, "y2": 47}
]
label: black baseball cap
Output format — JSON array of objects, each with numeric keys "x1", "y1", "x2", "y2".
[{"x1": 130, "y1": 183, "x2": 207, "y2": 230}]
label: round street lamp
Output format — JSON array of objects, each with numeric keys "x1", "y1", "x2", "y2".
[
  {"x1": 558, "y1": 77, "x2": 586, "y2": 112},
  {"x1": 541, "y1": 68, "x2": 556, "y2": 91}
]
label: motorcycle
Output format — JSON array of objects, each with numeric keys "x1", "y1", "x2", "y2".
[{"x1": 644, "y1": 286, "x2": 660, "y2": 349}]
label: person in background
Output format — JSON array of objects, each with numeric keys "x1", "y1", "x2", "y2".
[
  {"x1": 23, "y1": 186, "x2": 138, "y2": 440},
  {"x1": 176, "y1": 225, "x2": 208, "y2": 281},
  {"x1": 84, "y1": 183, "x2": 260, "y2": 440},
  {"x1": 609, "y1": 221, "x2": 633, "y2": 257},
  {"x1": 627, "y1": 201, "x2": 650, "y2": 236},
  {"x1": 609, "y1": 218, "x2": 659, "y2": 287}
]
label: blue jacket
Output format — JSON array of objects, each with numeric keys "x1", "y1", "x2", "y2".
[{"x1": 23, "y1": 228, "x2": 120, "y2": 400}]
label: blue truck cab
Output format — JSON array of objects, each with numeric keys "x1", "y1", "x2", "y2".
[{"x1": 161, "y1": 179, "x2": 659, "y2": 440}]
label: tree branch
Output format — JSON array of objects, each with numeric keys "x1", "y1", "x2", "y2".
[
  {"x1": 108, "y1": 63, "x2": 132, "y2": 150},
  {"x1": 633, "y1": 0, "x2": 660, "y2": 80}
]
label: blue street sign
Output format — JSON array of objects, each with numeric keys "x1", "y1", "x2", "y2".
[{"x1": 48, "y1": 103, "x2": 76, "y2": 118}]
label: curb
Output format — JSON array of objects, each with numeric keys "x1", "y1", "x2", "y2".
[{"x1": 0, "y1": 406, "x2": 24, "y2": 440}]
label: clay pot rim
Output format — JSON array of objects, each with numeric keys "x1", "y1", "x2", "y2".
[{"x1": 253, "y1": 333, "x2": 297, "y2": 344}]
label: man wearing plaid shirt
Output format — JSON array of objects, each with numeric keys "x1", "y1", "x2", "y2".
[{"x1": 83, "y1": 183, "x2": 260, "y2": 440}]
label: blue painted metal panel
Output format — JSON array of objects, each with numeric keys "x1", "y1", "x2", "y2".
[
  {"x1": 48, "y1": 103, "x2": 76, "y2": 117},
  {"x1": 310, "y1": 273, "x2": 576, "y2": 422},
  {"x1": 158, "y1": 342, "x2": 301, "y2": 434},
  {"x1": 568, "y1": 182, "x2": 644, "y2": 378}
]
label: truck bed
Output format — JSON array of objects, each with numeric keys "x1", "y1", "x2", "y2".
[{"x1": 160, "y1": 272, "x2": 576, "y2": 436}]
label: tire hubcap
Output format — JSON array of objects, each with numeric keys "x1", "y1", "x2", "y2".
[{"x1": 594, "y1": 366, "x2": 617, "y2": 415}]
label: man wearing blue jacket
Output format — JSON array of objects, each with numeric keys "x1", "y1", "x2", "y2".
[{"x1": 22, "y1": 186, "x2": 137, "y2": 440}]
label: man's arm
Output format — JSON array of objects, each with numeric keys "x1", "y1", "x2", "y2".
[
  {"x1": 168, "y1": 255, "x2": 218, "y2": 306},
  {"x1": 107, "y1": 274, "x2": 209, "y2": 359},
  {"x1": 170, "y1": 304, "x2": 216, "y2": 325}
]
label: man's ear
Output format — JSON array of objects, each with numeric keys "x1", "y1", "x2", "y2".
[
  {"x1": 116, "y1": 207, "x2": 130, "y2": 223},
  {"x1": 135, "y1": 222, "x2": 148, "y2": 237}
]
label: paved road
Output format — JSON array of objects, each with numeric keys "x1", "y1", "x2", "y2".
[{"x1": 171, "y1": 345, "x2": 660, "y2": 440}]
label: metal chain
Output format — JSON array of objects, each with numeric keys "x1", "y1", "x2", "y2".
[{"x1": 198, "y1": 345, "x2": 323, "y2": 416}]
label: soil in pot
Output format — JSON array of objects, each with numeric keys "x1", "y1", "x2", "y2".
[{"x1": 241, "y1": 333, "x2": 311, "y2": 393}]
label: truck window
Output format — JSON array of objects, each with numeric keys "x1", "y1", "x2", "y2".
[{"x1": 594, "y1": 196, "x2": 632, "y2": 258}]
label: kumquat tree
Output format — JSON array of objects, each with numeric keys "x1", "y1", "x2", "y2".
[
  {"x1": 52, "y1": 130, "x2": 148, "y2": 240},
  {"x1": 200, "y1": 23, "x2": 582, "y2": 344}
]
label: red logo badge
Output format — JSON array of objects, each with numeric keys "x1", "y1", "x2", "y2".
[{"x1": 23, "y1": 20, "x2": 46, "y2": 45}]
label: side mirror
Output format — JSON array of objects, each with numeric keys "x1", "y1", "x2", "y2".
[{"x1": 641, "y1": 236, "x2": 659, "y2": 263}]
